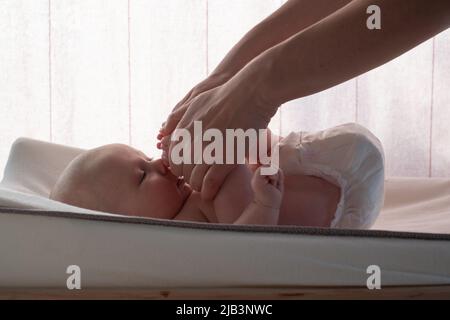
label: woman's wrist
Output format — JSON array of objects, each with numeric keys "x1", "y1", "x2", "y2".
[
  {"x1": 250, "y1": 45, "x2": 284, "y2": 108},
  {"x1": 221, "y1": 52, "x2": 280, "y2": 122},
  {"x1": 207, "y1": 70, "x2": 233, "y2": 84}
]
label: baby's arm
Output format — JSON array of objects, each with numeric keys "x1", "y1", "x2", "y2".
[{"x1": 234, "y1": 167, "x2": 284, "y2": 225}]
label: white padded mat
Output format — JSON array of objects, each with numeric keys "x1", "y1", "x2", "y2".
[
  {"x1": 375, "y1": 177, "x2": 450, "y2": 233},
  {"x1": 2, "y1": 137, "x2": 450, "y2": 233},
  {"x1": 1, "y1": 137, "x2": 450, "y2": 288}
]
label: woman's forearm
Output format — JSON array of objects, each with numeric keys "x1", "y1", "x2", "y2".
[
  {"x1": 243, "y1": 0, "x2": 450, "y2": 107},
  {"x1": 211, "y1": 0, "x2": 353, "y2": 79}
]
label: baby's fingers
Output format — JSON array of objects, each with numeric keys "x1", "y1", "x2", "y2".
[
  {"x1": 267, "y1": 174, "x2": 277, "y2": 185},
  {"x1": 276, "y1": 168, "x2": 284, "y2": 192},
  {"x1": 266, "y1": 168, "x2": 284, "y2": 190}
]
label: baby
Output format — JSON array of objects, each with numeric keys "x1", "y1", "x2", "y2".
[{"x1": 50, "y1": 122, "x2": 385, "y2": 228}]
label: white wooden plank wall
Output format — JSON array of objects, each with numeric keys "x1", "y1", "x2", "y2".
[{"x1": 1, "y1": 0, "x2": 449, "y2": 179}]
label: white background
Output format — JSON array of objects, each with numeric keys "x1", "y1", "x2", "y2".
[{"x1": 1, "y1": 0, "x2": 449, "y2": 179}]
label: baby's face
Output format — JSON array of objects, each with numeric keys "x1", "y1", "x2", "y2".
[{"x1": 82, "y1": 144, "x2": 191, "y2": 219}]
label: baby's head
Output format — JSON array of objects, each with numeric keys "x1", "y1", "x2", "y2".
[{"x1": 50, "y1": 144, "x2": 191, "y2": 219}]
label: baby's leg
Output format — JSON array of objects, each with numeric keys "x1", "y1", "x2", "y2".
[{"x1": 279, "y1": 174, "x2": 341, "y2": 227}]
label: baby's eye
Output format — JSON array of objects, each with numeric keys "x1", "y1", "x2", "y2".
[{"x1": 140, "y1": 170, "x2": 147, "y2": 185}]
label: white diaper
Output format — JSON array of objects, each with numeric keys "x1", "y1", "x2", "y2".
[{"x1": 277, "y1": 122, "x2": 385, "y2": 229}]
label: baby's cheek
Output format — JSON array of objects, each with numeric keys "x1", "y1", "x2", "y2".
[
  {"x1": 148, "y1": 183, "x2": 181, "y2": 211},
  {"x1": 161, "y1": 184, "x2": 181, "y2": 204}
]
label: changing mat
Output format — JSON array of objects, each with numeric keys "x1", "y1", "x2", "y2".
[{"x1": 1, "y1": 137, "x2": 450, "y2": 289}]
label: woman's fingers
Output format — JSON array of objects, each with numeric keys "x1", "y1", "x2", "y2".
[
  {"x1": 189, "y1": 163, "x2": 212, "y2": 192},
  {"x1": 201, "y1": 164, "x2": 236, "y2": 201},
  {"x1": 160, "y1": 104, "x2": 189, "y2": 136},
  {"x1": 158, "y1": 136, "x2": 171, "y2": 167},
  {"x1": 173, "y1": 88, "x2": 194, "y2": 112},
  {"x1": 161, "y1": 149, "x2": 169, "y2": 167},
  {"x1": 157, "y1": 124, "x2": 166, "y2": 140},
  {"x1": 160, "y1": 135, "x2": 170, "y2": 149},
  {"x1": 181, "y1": 163, "x2": 196, "y2": 184},
  {"x1": 277, "y1": 168, "x2": 284, "y2": 191},
  {"x1": 158, "y1": 89, "x2": 196, "y2": 140}
]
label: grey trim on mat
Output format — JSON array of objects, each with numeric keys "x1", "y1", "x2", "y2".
[{"x1": 1, "y1": 207, "x2": 450, "y2": 241}]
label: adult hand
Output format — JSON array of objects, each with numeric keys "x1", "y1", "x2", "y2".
[
  {"x1": 157, "y1": 72, "x2": 231, "y2": 144},
  {"x1": 158, "y1": 68, "x2": 278, "y2": 201}
]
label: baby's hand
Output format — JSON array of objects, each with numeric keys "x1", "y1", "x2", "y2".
[{"x1": 251, "y1": 167, "x2": 284, "y2": 209}]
